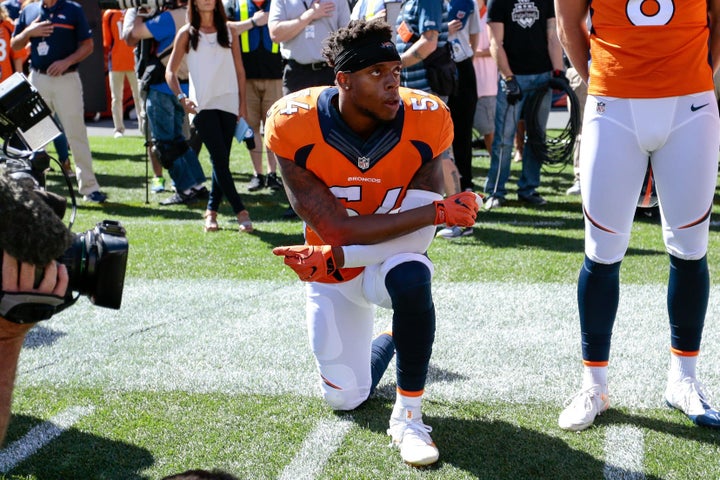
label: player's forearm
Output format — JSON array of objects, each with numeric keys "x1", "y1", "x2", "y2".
[
  {"x1": 10, "y1": 29, "x2": 29, "y2": 51},
  {"x1": 338, "y1": 190, "x2": 440, "y2": 268}
]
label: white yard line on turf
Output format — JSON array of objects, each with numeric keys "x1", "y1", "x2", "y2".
[
  {"x1": 0, "y1": 405, "x2": 94, "y2": 473},
  {"x1": 603, "y1": 425, "x2": 645, "y2": 480},
  {"x1": 15, "y1": 280, "x2": 720, "y2": 409},
  {"x1": 278, "y1": 416, "x2": 353, "y2": 480}
]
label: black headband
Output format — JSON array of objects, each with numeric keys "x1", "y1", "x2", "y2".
[{"x1": 333, "y1": 40, "x2": 401, "y2": 74}]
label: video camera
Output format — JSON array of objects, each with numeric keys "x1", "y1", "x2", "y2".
[
  {"x1": 97, "y1": 0, "x2": 179, "y2": 11},
  {"x1": 0, "y1": 73, "x2": 129, "y2": 320}
]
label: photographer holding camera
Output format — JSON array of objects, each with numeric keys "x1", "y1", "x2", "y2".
[
  {"x1": 0, "y1": 166, "x2": 72, "y2": 445},
  {"x1": 121, "y1": 0, "x2": 210, "y2": 206},
  {"x1": 0, "y1": 252, "x2": 68, "y2": 445}
]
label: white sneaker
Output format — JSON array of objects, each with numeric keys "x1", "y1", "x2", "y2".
[
  {"x1": 566, "y1": 181, "x2": 581, "y2": 195},
  {"x1": 558, "y1": 385, "x2": 610, "y2": 431},
  {"x1": 665, "y1": 377, "x2": 720, "y2": 428},
  {"x1": 436, "y1": 226, "x2": 473, "y2": 239},
  {"x1": 387, "y1": 407, "x2": 439, "y2": 466},
  {"x1": 113, "y1": 130, "x2": 124, "y2": 139}
]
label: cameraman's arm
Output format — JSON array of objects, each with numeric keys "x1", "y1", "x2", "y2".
[
  {"x1": 0, "y1": 252, "x2": 68, "y2": 446},
  {"x1": 122, "y1": 8, "x2": 154, "y2": 47}
]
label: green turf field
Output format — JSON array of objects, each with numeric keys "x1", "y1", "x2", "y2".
[{"x1": 2, "y1": 134, "x2": 720, "y2": 479}]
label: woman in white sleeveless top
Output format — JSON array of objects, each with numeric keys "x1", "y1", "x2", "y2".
[{"x1": 166, "y1": 0, "x2": 253, "y2": 233}]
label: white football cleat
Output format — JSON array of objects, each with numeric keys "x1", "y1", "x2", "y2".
[
  {"x1": 387, "y1": 407, "x2": 439, "y2": 466},
  {"x1": 558, "y1": 384, "x2": 610, "y2": 431},
  {"x1": 665, "y1": 377, "x2": 720, "y2": 428}
]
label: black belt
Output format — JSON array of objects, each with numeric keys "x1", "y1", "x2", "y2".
[
  {"x1": 286, "y1": 59, "x2": 330, "y2": 71},
  {"x1": 32, "y1": 66, "x2": 78, "y2": 75}
]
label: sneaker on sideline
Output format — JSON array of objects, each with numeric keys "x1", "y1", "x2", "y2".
[
  {"x1": 558, "y1": 384, "x2": 610, "y2": 431},
  {"x1": 113, "y1": 130, "x2": 124, "y2": 139},
  {"x1": 387, "y1": 407, "x2": 439, "y2": 467},
  {"x1": 266, "y1": 172, "x2": 283, "y2": 190},
  {"x1": 665, "y1": 377, "x2": 720, "y2": 428},
  {"x1": 160, "y1": 190, "x2": 195, "y2": 206},
  {"x1": 518, "y1": 192, "x2": 548, "y2": 206},
  {"x1": 151, "y1": 176, "x2": 166, "y2": 193},
  {"x1": 248, "y1": 174, "x2": 265, "y2": 191},
  {"x1": 192, "y1": 185, "x2": 209, "y2": 199},
  {"x1": 83, "y1": 191, "x2": 107, "y2": 203},
  {"x1": 484, "y1": 195, "x2": 507, "y2": 211},
  {"x1": 566, "y1": 181, "x2": 581, "y2": 196},
  {"x1": 436, "y1": 226, "x2": 473, "y2": 239}
]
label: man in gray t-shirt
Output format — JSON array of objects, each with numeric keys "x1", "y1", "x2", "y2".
[{"x1": 268, "y1": 0, "x2": 350, "y2": 95}]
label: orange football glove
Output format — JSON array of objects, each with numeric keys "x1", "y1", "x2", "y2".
[
  {"x1": 272, "y1": 245, "x2": 337, "y2": 282},
  {"x1": 433, "y1": 191, "x2": 480, "y2": 227}
]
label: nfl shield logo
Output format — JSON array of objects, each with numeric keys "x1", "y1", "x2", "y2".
[
  {"x1": 358, "y1": 156, "x2": 370, "y2": 169},
  {"x1": 596, "y1": 101, "x2": 606, "y2": 114}
]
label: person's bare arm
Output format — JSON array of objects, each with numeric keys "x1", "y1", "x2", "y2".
[
  {"x1": 11, "y1": 17, "x2": 53, "y2": 50},
  {"x1": 710, "y1": 0, "x2": 720, "y2": 73},
  {"x1": 166, "y1": 27, "x2": 194, "y2": 112},
  {"x1": 487, "y1": 21, "x2": 512, "y2": 78},
  {"x1": 400, "y1": 30, "x2": 438, "y2": 68},
  {"x1": 555, "y1": 0, "x2": 590, "y2": 82},
  {"x1": 268, "y1": 1, "x2": 334, "y2": 44}
]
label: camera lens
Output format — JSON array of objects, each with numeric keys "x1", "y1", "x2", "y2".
[{"x1": 60, "y1": 220, "x2": 129, "y2": 309}]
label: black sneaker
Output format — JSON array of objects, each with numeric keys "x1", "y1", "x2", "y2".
[
  {"x1": 518, "y1": 192, "x2": 548, "y2": 206},
  {"x1": 160, "y1": 190, "x2": 196, "y2": 206},
  {"x1": 266, "y1": 172, "x2": 283, "y2": 190},
  {"x1": 192, "y1": 185, "x2": 209, "y2": 199},
  {"x1": 248, "y1": 174, "x2": 265, "y2": 192}
]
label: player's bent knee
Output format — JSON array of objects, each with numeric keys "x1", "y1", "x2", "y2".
[{"x1": 322, "y1": 386, "x2": 367, "y2": 411}]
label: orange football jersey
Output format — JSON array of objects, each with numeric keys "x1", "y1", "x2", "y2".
[
  {"x1": 0, "y1": 19, "x2": 28, "y2": 82},
  {"x1": 265, "y1": 86, "x2": 453, "y2": 283},
  {"x1": 589, "y1": 0, "x2": 714, "y2": 98}
]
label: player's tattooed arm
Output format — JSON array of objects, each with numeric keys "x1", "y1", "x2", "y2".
[{"x1": 408, "y1": 155, "x2": 445, "y2": 195}]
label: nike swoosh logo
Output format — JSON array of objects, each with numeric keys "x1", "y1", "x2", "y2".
[{"x1": 691, "y1": 103, "x2": 709, "y2": 112}]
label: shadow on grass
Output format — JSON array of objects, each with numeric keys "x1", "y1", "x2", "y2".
[
  {"x1": 346, "y1": 401, "x2": 663, "y2": 480},
  {"x1": 3, "y1": 414, "x2": 154, "y2": 479}
]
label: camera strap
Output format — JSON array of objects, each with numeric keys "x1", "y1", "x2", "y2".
[{"x1": 0, "y1": 292, "x2": 73, "y2": 324}]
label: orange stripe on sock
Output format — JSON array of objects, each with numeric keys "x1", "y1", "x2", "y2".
[
  {"x1": 397, "y1": 387, "x2": 424, "y2": 397},
  {"x1": 378, "y1": 330, "x2": 393, "y2": 337},
  {"x1": 670, "y1": 347, "x2": 699, "y2": 357},
  {"x1": 582, "y1": 360, "x2": 608, "y2": 367}
]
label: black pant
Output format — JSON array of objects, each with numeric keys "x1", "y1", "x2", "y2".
[
  {"x1": 193, "y1": 109, "x2": 246, "y2": 214},
  {"x1": 282, "y1": 60, "x2": 335, "y2": 95},
  {"x1": 447, "y1": 58, "x2": 478, "y2": 191}
]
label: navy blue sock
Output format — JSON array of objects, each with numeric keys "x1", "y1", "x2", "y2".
[
  {"x1": 369, "y1": 333, "x2": 395, "y2": 395},
  {"x1": 385, "y1": 261, "x2": 435, "y2": 393},
  {"x1": 578, "y1": 256, "x2": 621, "y2": 362},
  {"x1": 668, "y1": 254, "x2": 708, "y2": 352}
]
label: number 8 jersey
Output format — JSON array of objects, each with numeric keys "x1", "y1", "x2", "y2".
[
  {"x1": 589, "y1": 0, "x2": 714, "y2": 98},
  {"x1": 264, "y1": 86, "x2": 453, "y2": 282}
]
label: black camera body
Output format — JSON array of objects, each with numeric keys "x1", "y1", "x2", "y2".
[
  {"x1": 98, "y1": 0, "x2": 179, "y2": 11},
  {"x1": 0, "y1": 148, "x2": 129, "y2": 313}
]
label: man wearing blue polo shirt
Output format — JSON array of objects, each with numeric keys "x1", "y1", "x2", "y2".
[{"x1": 11, "y1": 0, "x2": 107, "y2": 203}]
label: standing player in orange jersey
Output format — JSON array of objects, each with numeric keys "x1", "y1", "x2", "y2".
[
  {"x1": 267, "y1": 20, "x2": 479, "y2": 467},
  {"x1": 0, "y1": 4, "x2": 27, "y2": 82},
  {"x1": 556, "y1": 0, "x2": 720, "y2": 431},
  {"x1": 102, "y1": 8, "x2": 143, "y2": 138}
]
